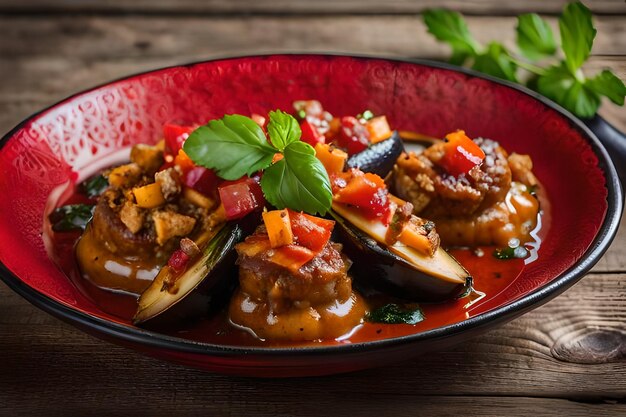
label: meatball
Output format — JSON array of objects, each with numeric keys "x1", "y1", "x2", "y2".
[{"x1": 229, "y1": 228, "x2": 366, "y2": 341}]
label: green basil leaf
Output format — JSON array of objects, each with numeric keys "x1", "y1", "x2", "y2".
[
  {"x1": 366, "y1": 303, "x2": 425, "y2": 325},
  {"x1": 472, "y1": 42, "x2": 518, "y2": 83},
  {"x1": 423, "y1": 9, "x2": 481, "y2": 57},
  {"x1": 267, "y1": 110, "x2": 301, "y2": 151},
  {"x1": 559, "y1": 1, "x2": 596, "y2": 73},
  {"x1": 586, "y1": 70, "x2": 626, "y2": 106},
  {"x1": 49, "y1": 204, "x2": 95, "y2": 232},
  {"x1": 516, "y1": 13, "x2": 557, "y2": 60},
  {"x1": 261, "y1": 141, "x2": 332, "y2": 215},
  {"x1": 536, "y1": 64, "x2": 600, "y2": 118},
  {"x1": 80, "y1": 174, "x2": 108, "y2": 198},
  {"x1": 183, "y1": 115, "x2": 276, "y2": 180}
]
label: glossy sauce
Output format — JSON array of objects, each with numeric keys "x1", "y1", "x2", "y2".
[{"x1": 48, "y1": 182, "x2": 548, "y2": 348}]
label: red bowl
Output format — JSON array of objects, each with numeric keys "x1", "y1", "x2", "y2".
[{"x1": 0, "y1": 54, "x2": 622, "y2": 376}]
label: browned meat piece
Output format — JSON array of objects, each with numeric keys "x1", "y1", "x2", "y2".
[
  {"x1": 508, "y1": 153, "x2": 539, "y2": 187},
  {"x1": 152, "y1": 210, "x2": 196, "y2": 246},
  {"x1": 235, "y1": 232, "x2": 352, "y2": 314},
  {"x1": 155, "y1": 166, "x2": 182, "y2": 201},
  {"x1": 394, "y1": 138, "x2": 512, "y2": 218},
  {"x1": 119, "y1": 200, "x2": 145, "y2": 234}
]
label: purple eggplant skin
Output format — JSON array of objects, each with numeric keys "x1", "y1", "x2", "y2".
[
  {"x1": 347, "y1": 131, "x2": 404, "y2": 178},
  {"x1": 331, "y1": 212, "x2": 470, "y2": 302},
  {"x1": 134, "y1": 214, "x2": 260, "y2": 327}
]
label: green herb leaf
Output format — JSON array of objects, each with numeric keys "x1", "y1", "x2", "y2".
[
  {"x1": 586, "y1": 70, "x2": 626, "y2": 106},
  {"x1": 493, "y1": 245, "x2": 529, "y2": 260},
  {"x1": 516, "y1": 13, "x2": 557, "y2": 60},
  {"x1": 183, "y1": 115, "x2": 276, "y2": 180},
  {"x1": 261, "y1": 141, "x2": 332, "y2": 215},
  {"x1": 472, "y1": 42, "x2": 518, "y2": 83},
  {"x1": 423, "y1": 9, "x2": 481, "y2": 59},
  {"x1": 267, "y1": 110, "x2": 301, "y2": 152},
  {"x1": 49, "y1": 204, "x2": 95, "y2": 232},
  {"x1": 80, "y1": 174, "x2": 108, "y2": 198},
  {"x1": 366, "y1": 303, "x2": 425, "y2": 325},
  {"x1": 559, "y1": 1, "x2": 596, "y2": 73},
  {"x1": 536, "y1": 64, "x2": 600, "y2": 118}
]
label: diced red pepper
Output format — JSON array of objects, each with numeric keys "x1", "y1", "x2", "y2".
[
  {"x1": 183, "y1": 166, "x2": 218, "y2": 197},
  {"x1": 218, "y1": 177, "x2": 265, "y2": 220},
  {"x1": 336, "y1": 116, "x2": 370, "y2": 155},
  {"x1": 167, "y1": 249, "x2": 190, "y2": 273},
  {"x1": 300, "y1": 120, "x2": 325, "y2": 147},
  {"x1": 438, "y1": 130, "x2": 486, "y2": 177},
  {"x1": 269, "y1": 244, "x2": 316, "y2": 272},
  {"x1": 163, "y1": 124, "x2": 194, "y2": 155},
  {"x1": 333, "y1": 170, "x2": 392, "y2": 224},
  {"x1": 288, "y1": 210, "x2": 334, "y2": 253}
]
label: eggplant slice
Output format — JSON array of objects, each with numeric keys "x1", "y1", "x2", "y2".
[
  {"x1": 331, "y1": 203, "x2": 470, "y2": 301},
  {"x1": 347, "y1": 131, "x2": 404, "y2": 178},
  {"x1": 133, "y1": 219, "x2": 256, "y2": 325}
]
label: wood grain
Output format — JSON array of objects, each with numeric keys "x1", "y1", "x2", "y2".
[
  {"x1": 1, "y1": 273, "x2": 625, "y2": 415},
  {"x1": 0, "y1": 0, "x2": 623, "y2": 15}
]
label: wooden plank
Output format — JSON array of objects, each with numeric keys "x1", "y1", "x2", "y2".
[
  {"x1": 1, "y1": 16, "x2": 623, "y2": 62},
  {"x1": 1, "y1": 273, "x2": 624, "y2": 406},
  {"x1": 0, "y1": 0, "x2": 623, "y2": 15}
]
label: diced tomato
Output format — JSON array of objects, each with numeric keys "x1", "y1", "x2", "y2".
[
  {"x1": 269, "y1": 244, "x2": 316, "y2": 272},
  {"x1": 336, "y1": 116, "x2": 370, "y2": 155},
  {"x1": 438, "y1": 130, "x2": 486, "y2": 177},
  {"x1": 218, "y1": 177, "x2": 265, "y2": 220},
  {"x1": 167, "y1": 249, "x2": 190, "y2": 273},
  {"x1": 183, "y1": 166, "x2": 218, "y2": 197},
  {"x1": 251, "y1": 113, "x2": 267, "y2": 130},
  {"x1": 163, "y1": 124, "x2": 194, "y2": 155},
  {"x1": 288, "y1": 210, "x2": 334, "y2": 253},
  {"x1": 300, "y1": 120, "x2": 325, "y2": 146},
  {"x1": 334, "y1": 170, "x2": 392, "y2": 224}
]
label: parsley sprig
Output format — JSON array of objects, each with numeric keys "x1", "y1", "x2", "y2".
[
  {"x1": 423, "y1": 1, "x2": 625, "y2": 118},
  {"x1": 183, "y1": 110, "x2": 332, "y2": 215}
]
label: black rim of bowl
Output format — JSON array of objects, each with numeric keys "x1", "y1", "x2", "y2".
[{"x1": 0, "y1": 53, "x2": 623, "y2": 358}]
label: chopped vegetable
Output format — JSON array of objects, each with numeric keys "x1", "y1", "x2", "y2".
[
  {"x1": 300, "y1": 120, "x2": 325, "y2": 146},
  {"x1": 167, "y1": 249, "x2": 190, "y2": 273},
  {"x1": 366, "y1": 116, "x2": 393, "y2": 144},
  {"x1": 174, "y1": 149, "x2": 195, "y2": 174},
  {"x1": 218, "y1": 177, "x2": 265, "y2": 220},
  {"x1": 262, "y1": 209, "x2": 294, "y2": 248},
  {"x1": 337, "y1": 116, "x2": 370, "y2": 155},
  {"x1": 366, "y1": 303, "x2": 425, "y2": 325},
  {"x1": 133, "y1": 183, "x2": 166, "y2": 209},
  {"x1": 108, "y1": 163, "x2": 142, "y2": 188},
  {"x1": 163, "y1": 124, "x2": 194, "y2": 155},
  {"x1": 268, "y1": 244, "x2": 316, "y2": 272},
  {"x1": 333, "y1": 170, "x2": 391, "y2": 224},
  {"x1": 130, "y1": 143, "x2": 164, "y2": 174},
  {"x1": 49, "y1": 204, "x2": 95, "y2": 232},
  {"x1": 314, "y1": 143, "x2": 347, "y2": 175},
  {"x1": 80, "y1": 175, "x2": 108, "y2": 198},
  {"x1": 183, "y1": 166, "x2": 218, "y2": 197},
  {"x1": 398, "y1": 221, "x2": 435, "y2": 256},
  {"x1": 184, "y1": 187, "x2": 215, "y2": 209},
  {"x1": 439, "y1": 130, "x2": 486, "y2": 177},
  {"x1": 288, "y1": 209, "x2": 334, "y2": 253}
]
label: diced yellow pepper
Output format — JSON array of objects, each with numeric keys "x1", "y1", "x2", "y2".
[
  {"x1": 184, "y1": 187, "x2": 215, "y2": 209},
  {"x1": 133, "y1": 183, "x2": 165, "y2": 208},
  {"x1": 314, "y1": 143, "x2": 348, "y2": 175},
  {"x1": 262, "y1": 209, "x2": 294, "y2": 248},
  {"x1": 366, "y1": 116, "x2": 393, "y2": 144}
]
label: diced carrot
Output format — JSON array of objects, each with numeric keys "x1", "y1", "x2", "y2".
[
  {"x1": 314, "y1": 143, "x2": 348, "y2": 175},
  {"x1": 174, "y1": 149, "x2": 195, "y2": 174},
  {"x1": 398, "y1": 223, "x2": 433, "y2": 256},
  {"x1": 366, "y1": 116, "x2": 393, "y2": 144},
  {"x1": 133, "y1": 183, "x2": 165, "y2": 208},
  {"x1": 269, "y1": 244, "x2": 316, "y2": 272},
  {"x1": 262, "y1": 209, "x2": 294, "y2": 248},
  {"x1": 439, "y1": 130, "x2": 486, "y2": 177},
  {"x1": 272, "y1": 153, "x2": 284, "y2": 163},
  {"x1": 184, "y1": 187, "x2": 216, "y2": 209}
]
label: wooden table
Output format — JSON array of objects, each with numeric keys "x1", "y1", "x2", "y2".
[{"x1": 1, "y1": 1, "x2": 624, "y2": 415}]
